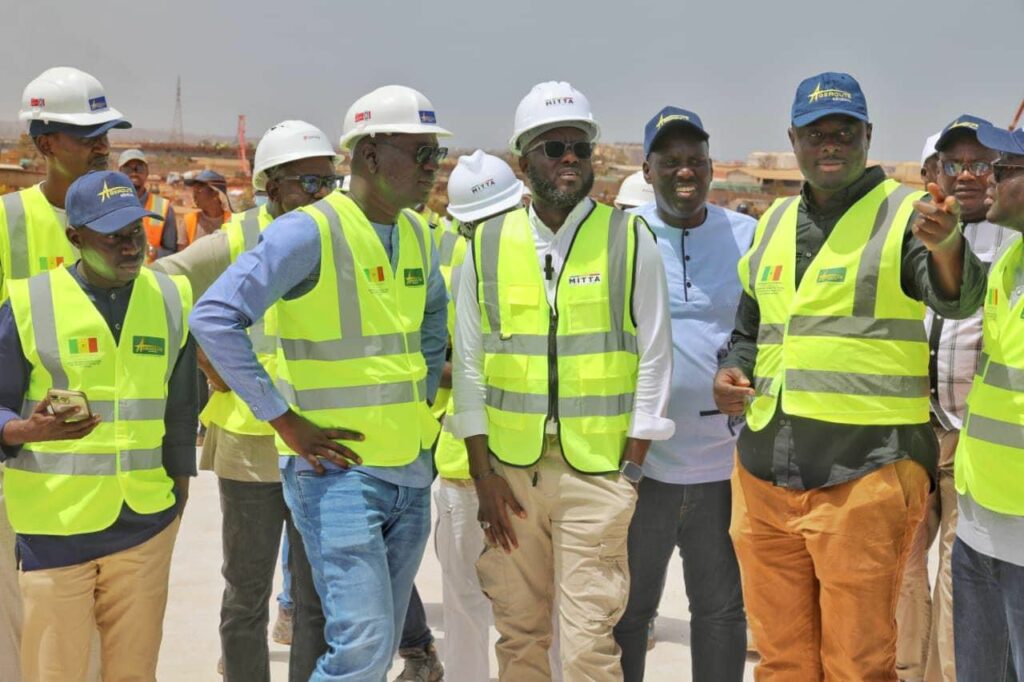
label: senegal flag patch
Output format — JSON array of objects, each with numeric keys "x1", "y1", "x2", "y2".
[
  {"x1": 68, "y1": 337, "x2": 98, "y2": 355},
  {"x1": 403, "y1": 268, "x2": 425, "y2": 287},
  {"x1": 132, "y1": 336, "x2": 165, "y2": 356}
]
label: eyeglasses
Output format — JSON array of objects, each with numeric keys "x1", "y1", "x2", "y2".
[
  {"x1": 941, "y1": 161, "x2": 992, "y2": 177},
  {"x1": 275, "y1": 174, "x2": 342, "y2": 194},
  {"x1": 523, "y1": 140, "x2": 594, "y2": 160},
  {"x1": 376, "y1": 140, "x2": 448, "y2": 166},
  {"x1": 992, "y1": 162, "x2": 1024, "y2": 183}
]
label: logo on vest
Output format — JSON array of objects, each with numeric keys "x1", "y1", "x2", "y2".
[
  {"x1": 758, "y1": 264, "x2": 784, "y2": 294},
  {"x1": 132, "y1": 336, "x2": 166, "y2": 356},
  {"x1": 68, "y1": 336, "x2": 99, "y2": 355},
  {"x1": 567, "y1": 273, "x2": 601, "y2": 286},
  {"x1": 38, "y1": 256, "x2": 65, "y2": 271},
  {"x1": 404, "y1": 268, "x2": 425, "y2": 287},
  {"x1": 816, "y1": 267, "x2": 847, "y2": 284}
]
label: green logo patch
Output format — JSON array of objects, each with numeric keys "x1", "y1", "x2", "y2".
[
  {"x1": 132, "y1": 336, "x2": 166, "y2": 356},
  {"x1": 816, "y1": 267, "x2": 847, "y2": 284},
  {"x1": 403, "y1": 268, "x2": 425, "y2": 287}
]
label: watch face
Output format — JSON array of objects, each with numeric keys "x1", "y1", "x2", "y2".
[{"x1": 621, "y1": 461, "x2": 643, "y2": 482}]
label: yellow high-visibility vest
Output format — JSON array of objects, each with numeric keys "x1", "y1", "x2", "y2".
[
  {"x1": 434, "y1": 220, "x2": 470, "y2": 478},
  {"x1": 472, "y1": 205, "x2": 638, "y2": 474},
  {"x1": 737, "y1": 179, "x2": 929, "y2": 430},
  {"x1": 201, "y1": 205, "x2": 277, "y2": 436},
  {"x1": 5, "y1": 267, "x2": 191, "y2": 535},
  {"x1": 0, "y1": 184, "x2": 77, "y2": 302},
  {"x1": 955, "y1": 234, "x2": 1024, "y2": 515},
  {"x1": 273, "y1": 192, "x2": 440, "y2": 464}
]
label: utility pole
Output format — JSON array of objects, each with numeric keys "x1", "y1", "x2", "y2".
[{"x1": 170, "y1": 76, "x2": 185, "y2": 145}]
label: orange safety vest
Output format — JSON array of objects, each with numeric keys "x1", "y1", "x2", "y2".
[
  {"x1": 183, "y1": 210, "x2": 232, "y2": 246},
  {"x1": 142, "y1": 192, "x2": 171, "y2": 263}
]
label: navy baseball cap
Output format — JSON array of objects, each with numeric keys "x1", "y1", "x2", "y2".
[
  {"x1": 184, "y1": 169, "x2": 227, "y2": 192},
  {"x1": 66, "y1": 171, "x2": 161, "y2": 234},
  {"x1": 791, "y1": 72, "x2": 869, "y2": 127},
  {"x1": 28, "y1": 118, "x2": 131, "y2": 139},
  {"x1": 978, "y1": 124, "x2": 1024, "y2": 156},
  {"x1": 643, "y1": 106, "x2": 708, "y2": 157},
  {"x1": 934, "y1": 114, "x2": 993, "y2": 152}
]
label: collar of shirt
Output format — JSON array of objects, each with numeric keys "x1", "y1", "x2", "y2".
[{"x1": 527, "y1": 197, "x2": 594, "y2": 244}]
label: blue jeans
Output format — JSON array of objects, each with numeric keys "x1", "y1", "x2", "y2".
[
  {"x1": 400, "y1": 584, "x2": 433, "y2": 650},
  {"x1": 614, "y1": 478, "x2": 746, "y2": 682},
  {"x1": 281, "y1": 460, "x2": 431, "y2": 682},
  {"x1": 953, "y1": 537, "x2": 1024, "y2": 681},
  {"x1": 278, "y1": 534, "x2": 293, "y2": 611}
]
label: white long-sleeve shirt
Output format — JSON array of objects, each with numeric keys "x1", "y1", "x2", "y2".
[{"x1": 450, "y1": 199, "x2": 675, "y2": 442}]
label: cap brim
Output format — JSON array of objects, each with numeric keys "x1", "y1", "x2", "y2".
[
  {"x1": 78, "y1": 119, "x2": 132, "y2": 138},
  {"x1": 977, "y1": 125, "x2": 1024, "y2": 155},
  {"x1": 79, "y1": 206, "x2": 161, "y2": 235},
  {"x1": 934, "y1": 128, "x2": 980, "y2": 153},
  {"x1": 792, "y1": 109, "x2": 869, "y2": 127},
  {"x1": 645, "y1": 120, "x2": 709, "y2": 156}
]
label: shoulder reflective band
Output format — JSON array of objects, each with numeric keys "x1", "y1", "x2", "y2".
[
  {"x1": 746, "y1": 196, "x2": 798, "y2": 290},
  {"x1": 241, "y1": 210, "x2": 261, "y2": 251},
  {"x1": 27, "y1": 273, "x2": 69, "y2": 388},
  {"x1": 152, "y1": 270, "x2": 185, "y2": 384},
  {"x1": 476, "y1": 213, "x2": 510, "y2": 333},
  {"x1": 2, "y1": 192, "x2": 28, "y2": 279},
  {"x1": 440, "y1": 230, "x2": 459, "y2": 267},
  {"x1": 852, "y1": 184, "x2": 919, "y2": 316}
]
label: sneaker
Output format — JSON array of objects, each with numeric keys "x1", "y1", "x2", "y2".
[
  {"x1": 647, "y1": 619, "x2": 657, "y2": 650},
  {"x1": 395, "y1": 644, "x2": 444, "y2": 681},
  {"x1": 272, "y1": 605, "x2": 293, "y2": 646}
]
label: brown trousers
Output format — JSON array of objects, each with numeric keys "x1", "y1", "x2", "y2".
[
  {"x1": 476, "y1": 436, "x2": 637, "y2": 682},
  {"x1": 730, "y1": 457, "x2": 929, "y2": 681}
]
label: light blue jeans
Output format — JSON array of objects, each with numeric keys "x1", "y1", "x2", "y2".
[
  {"x1": 277, "y1": 533, "x2": 293, "y2": 611},
  {"x1": 281, "y1": 460, "x2": 430, "y2": 682}
]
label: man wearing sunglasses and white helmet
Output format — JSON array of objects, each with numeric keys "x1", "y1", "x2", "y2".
[
  {"x1": 191, "y1": 86, "x2": 449, "y2": 681},
  {"x1": 450, "y1": 81, "x2": 673, "y2": 681}
]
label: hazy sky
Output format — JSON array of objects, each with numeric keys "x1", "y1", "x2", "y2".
[{"x1": 4, "y1": 0, "x2": 1023, "y2": 161}]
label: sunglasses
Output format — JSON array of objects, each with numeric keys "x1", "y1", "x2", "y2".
[
  {"x1": 276, "y1": 174, "x2": 342, "y2": 194},
  {"x1": 376, "y1": 140, "x2": 448, "y2": 166},
  {"x1": 941, "y1": 161, "x2": 992, "y2": 178},
  {"x1": 524, "y1": 140, "x2": 594, "y2": 160},
  {"x1": 992, "y1": 162, "x2": 1024, "y2": 183}
]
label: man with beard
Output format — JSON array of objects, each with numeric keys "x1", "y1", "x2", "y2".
[
  {"x1": 714, "y1": 72, "x2": 986, "y2": 681},
  {"x1": 614, "y1": 106, "x2": 753, "y2": 682},
  {"x1": 117, "y1": 149, "x2": 178, "y2": 263},
  {"x1": 896, "y1": 116, "x2": 1014, "y2": 682},
  {"x1": 451, "y1": 81, "x2": 673, "y2": 681},
  {"x1": 190, "y1": 85, "x2": 449, "y2": 681}
]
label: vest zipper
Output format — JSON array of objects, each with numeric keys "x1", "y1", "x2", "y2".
[{"x1": 545, "y1": 253, "x2": 559, "y2": 424}]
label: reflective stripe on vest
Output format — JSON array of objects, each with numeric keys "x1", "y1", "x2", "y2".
[
  {"x1": 955, "y1": 234, "x2": 1024, "y2": 515},
  {"x1": 4, "y1": 267, "x2": 190, "y2": 535},
  {"x1": 739, "y1": 180, "x2": 928, "y2": 429},
  {"x1": 3, "y1": 191, "x2": 30, "y2": 279},
  {"x1": 1, "y1": 186, "x2": 77, "y2": 301},
  {"x1": 273, "y1": 193, "x2": 439, "y2": 464},
  {"x1": 474, "y1": 205, "x2": 638, "y2": 473}
]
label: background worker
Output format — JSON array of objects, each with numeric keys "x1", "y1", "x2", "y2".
[
  {"x1": 180, "y1": 170, "x2": 232, "y2": 250},
  {"x1": 451, "y1": 81, "x2": 673, "y2": 682},
  {"x1": 613, "y1": 170, "x2": 655, "y2": 210},
  {"x1": 117, "y1": 149, "x2": 178, "y2": 263},
  {"x1": 949, "y1": 122, "x2": 1024, "y2": 681},
  {"x1": 152, "y1": 120, "x2": 339, "y2": 682},
  {"x1": 921, "y1": 132, "x2": 942, "y2": 187},
  {"x1": 896, "y1": 115, "x2": 1013, "y2": 682},
  {"x1": 714, "y1": 72, "x2": 986, "y2": 681},
  {"x1": 190, "y1": 85, "x2": 449, "y2": 681},
  {"x1": 0, "y1": 170, "x2": 196, "y2": 682},
  {"x1": 614, "y1": 106, "x2": 754, "y2": 682},
  {"x1": 0, "y1": 66, "x2": 131, "y2": 682}
]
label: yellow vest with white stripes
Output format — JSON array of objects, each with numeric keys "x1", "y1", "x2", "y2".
[
  {"x1": 434, "y1": 221, "x2": 470, "y2": 478},
  {"x1": 0, "y1": 185, "x2": 78, "y2": 302}
]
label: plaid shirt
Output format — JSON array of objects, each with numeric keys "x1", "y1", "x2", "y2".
[{"x1": 926, "y1": 220, "x2": 1015, "y2": 433}]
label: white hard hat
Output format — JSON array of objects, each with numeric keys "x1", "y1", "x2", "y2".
[
  {"x1": 447, "y1": 150, "x2": 525, "y2": 223},
  {"x1": 340, "y1": 175, "x2": 351, "y2": 192},
  {"x1": 117, "y1": 149, "x2": 147, "y2": 168},
  {"x1": 19, "y1": 67, "x2": 129, "y2": 131},
  {"x1": 509, "y1": 81, "x2": 600, "y2": 155},
  {"x1": 253, "y1": 120, "x2": 339, "y2": 191},
  {"x1": 614, "y1": 171, "x2": 655, "y2": 209},
  {"x1": 339, "y1": 85, "x2": 452, "y2": 152},
  {"x1": 920, "y1": 131, "x2": 941, "y2": 167}
]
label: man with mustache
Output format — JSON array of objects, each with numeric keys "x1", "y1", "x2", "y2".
[
  {"x1": 451, "y1": 81, "x2": 673, "y2": 681},
  {"x1": 948, "y1": 121, "x2": 1024, "y2": 681},
  {"x1": 0, "y1": 170, "x2": 197, "y2": 681},
  {"x1": 896, "y1": 116, "x2": 1014, "y2": 682},
  {"x1": 714, "y1": 72, "x2": 987, "y2": 680},
  {"x1": 0, "y1": 67, "x2": 132, "y2": 682},
  {"x1": 190, "y1": 86, "x2": 449, "y2": 681}
]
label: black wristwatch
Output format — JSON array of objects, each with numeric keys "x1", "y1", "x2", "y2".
[{"x1": 619, "y1": 460, "x2": 644, "y2": 484}]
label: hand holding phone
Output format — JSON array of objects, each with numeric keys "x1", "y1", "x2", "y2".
[{"x1": 0, "y1": 391, "x2": 102, "y2": 447}]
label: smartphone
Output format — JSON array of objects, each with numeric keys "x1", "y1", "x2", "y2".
[{"x1": 46, "y1": 389, "x2": 92, "y2": 423}]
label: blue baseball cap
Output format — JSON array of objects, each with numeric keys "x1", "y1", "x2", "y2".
[
  {"x1": 978, "y1": 124, "x2": 1024, "y2": 156},
  {"x1": 791, "y1": 72, "x2": 869, "y2": 127},
  {"x1": 934, "y1": 114, "x2": 993, "y2": 152},
  {"x1": 66, "y1": 171, "x2": 161, "y2": 235},
  {"x1": 643, "y1": 106, "x2": 708, "y2": 157},
  {"x1": 28, "y1": 118, "x2": 131, "y2": 139}
]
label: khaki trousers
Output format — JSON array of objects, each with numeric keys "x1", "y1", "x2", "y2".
[
  {"x1": 896, "y1": 428, "x2": 959, "y2": 682},
  {"x1": 730, "y1": 456, "x2": 929, "y2": 682},
  {"x1": 19, "y1": 517, "x2": 180, "y2": 682},
  {"x1": 476, "y1": 436, "x2": 637, "y2": 682}
]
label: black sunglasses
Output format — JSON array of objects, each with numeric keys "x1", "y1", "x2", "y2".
[
  {"x1": 992, "y1": 162, "x2": 1024, "y2": 183},
  {"x1": 524, "y1": 139, "x2": 594, "y2": 160},
  {"x1": 376, "y1": 140, "x2": 448, "y2": 166},
  {"x1": 276, "y1": 174, "x2": 342, "y2": 194},
  {"x1": 941, "y1": 161, "x2": 992, "y2": 178}
]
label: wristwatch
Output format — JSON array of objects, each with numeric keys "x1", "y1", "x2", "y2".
[{"x1": 619, "y1": 459, "x2": 644, "y2": 484}]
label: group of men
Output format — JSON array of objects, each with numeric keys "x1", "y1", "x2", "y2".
[{"x1": 0, "y1": 63, "x2": 1021, "y2": 682}]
